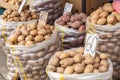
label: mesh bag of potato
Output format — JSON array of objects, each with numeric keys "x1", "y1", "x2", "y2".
[
  {"x1": 87, "y1": 3, "x2": 120, "y2": 79},
  {"x1": 28, "y1": 0, "x2": 62, "y2": 24},
  {"x1": 46, "y1": 47, "x2": 113, "y2": 80},
  {"x1": 5, "y1": 23, "x2": 60, "y2": 80},
  {"x1": 55, "y1": 13, "x2": 86, "y2": 49}
]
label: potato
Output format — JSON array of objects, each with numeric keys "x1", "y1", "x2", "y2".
[
  {"x1": 50, "y1": 56, "x2": 59, "y2": 67},
  {"x1": 91, "y1": 19, "x2": 97, "y2": 24},
  {"x1": 25, "y1": 41, "x2": 34, "y2": 46},
  {"x1": 21, "y1": 29, "x2": 29, "y2": 36},
  {"x1": 100, "y1": 60, "x2": 109, "y2": 68},
  {"x1": 79, "y1": 25, "x2": 85, "y2": 32},
  {"x1": 93, "y1": 63, "x2": 100, "y2": 68},
  {"x1": 18, "y1": 41, "x2": 26, "y2": 45},
  {"x1": 18, "y1": 35, "x2": 25, "y2": 42},
  {"x1": 91, "y1": 12, "x2": 99, "y2": 20},
  {"x1": 59, "y1": 53, "x2": 70, "y2": 59},
  {"x1": 62, "y1": 16, "x2": 70, "y2": 23},
  {"x1": 73, "y1": 54, "x2": 82, "y2": 63},
  {"x1": 100, "y1": 53, "x2": 109, "y2": 60},
  {"x1": 99, "y1": 65, "x2": 108, "y2": 72},
  {"x1": 97, "y1": 18, "x2": 106, "y2": 25},
  {"x1": 74, "y1": 64, "x2": 84, "y2": 73},
  {"x1": 93, "y1": 69, "x2": 100, "y2": 73},
  {"x1": 64, "y1": 66, "x2": 74, "y2": 74},
  {"x1": 84, "y1": 56, "x2": 94, "y2": 64},
  {"x1": 67, "y1": 50, "x2": 76, "y2": 57},
  {"x1": 103, "y1": 3, "x2": 114, "y2": 12},
  {"x1": 38, "y1": 29, "x2": 47, "y2": 35},
  {"x1": 99, "y1": 11, "x2": 109, "y2": 18},
  {"x1": 57, "y1": 67, "x2": 64, "y2": 73},
  {"x1": 30, "y1": 30, "x2": 38, "y2": 36},
  {"x1": 44, "y1": 34, "x2": 51, "y2": 40},
  {"x1": 55, "y1": 51, "x2": 62, "y2": 58},
  {"x1": 46, "y1": 65, "x2": 56, "y2": 72},
  {"x1": 107, "y1": 14, "x2": 116, "y2": 25},
  {"x1": 75, "y1": 47, "x2": 84, "y2": 54},
  {"x1": 95, "y1": 7, "x2": 103, "y2": 14},
  {"x1": 71, "y1": 21, "x2": 82, "y2": 29},
  {"x1": 84, "y1": 64, "x2": 94, "y2": 73},
  {"x1": 60, "y1": 58, "x2": 73, "y2": 67},
  {"x1": 70, "y1": 15, "x2": 76, "y2": 22},
  {"x1": 116, "y1": 14, "x2": 120, "y2": 22},
  {"x1": 25, "y1": 35, "x2": 33, "y2": 41},
  {"x1": 94, "y1": 56, "x2": 100, "y2": 63},
  {"x1": 79, "y1": 13, "x2": 87, "y2": 19},
  {"x1": 34, "y1": 35, "x2": 44, "y2": 42}
]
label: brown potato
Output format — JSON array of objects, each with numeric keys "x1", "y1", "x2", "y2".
[
  {"x1": 94, "y1": 56, "x2": 100, "y2": 63},
  {"x1": 91, "y1": 13, "x2": 99, "y2": 20},
  {"x1": 18, "y1": 41, "x2": 26, "y2": 45},
  {"x1": 67, "y1": 50, "x2": 76, "y2": 57},
  {"x1": 25, "y1": 35, "x2": 33, "y2": 41},
  {"x1": 93, "y1": 69, "x2": 100, "y2": 73},
  {"x1": 18, "y1": 35, "x2": 25, "y2": 42},
  {"x1": 38, "y1": 29, "x2": 47, "y2": 35},
  {"x1": 100, "y1": 53, "x2": 109, "y2": 60},
  {"x1": 95, "y1": 7, "x2": 103, "y2": 14},
  {"x1": 30, "y1": 30, "x2": 38, "y2": 36},
  {"x1": 97, "y1": 18, "x2": 106, "y2": 25},
  {"x1": 99, "y1": 11, "x2": 109, "y2": 18},
  {"x1": 84, "y1": 64, "x2": 94, "y2": 73},
  {"x1": 73, "y1": 54, "x2": 82, "y2": 63},
  {"x1": 25, "y1": 41, "x2": 34, "y2": 46},
  {"x1": 100, "y1": 60, "x2": 109, "y2": 68},
  {"x1": 50, "y1": 56, "x2": 60, "y2": 67},
  {"x1": 34, "y1": 35, "x2": 44, "y2": 42},
  {"x1": 74, "y1": 64, "x2": 84, "y2": 73},
  {"x1": 60, "y1": 58, "x2": 73, "y2": 67},
  {"x1": 99, "y1": 65, "x2": 108, "y2": 72},
  {"x1": 44, "y1": 34, "x2": 51, "y2": 40},
  {"x1": 57, "y1": 67, "x2": 64, "y2": 73},
  {"x1": 93, "y1": 63, "x2": 100, "y2": 68},
  {"x1": 55, "y1": 51, "x2": 62, "y2": 58},
  {"x1": 21, "y1": 29, "x2": 29, "y2": 36},
  {"x1": 84, "y1": 56, "x2": 94, "y2": 64},
  {"x1": 107, "y1": 15, "x2": 116, "y2": 25},
  {"x1": 64, "y1": 66, "x2": 74, "y2": 74},
  {"x1": 59, "y1": 53, "x2": 70, "y2": 59},
  {"x1": 103, "y1": 3, "x2": 114, "y2": 12},
  {"x1": 46, "y1": 65, "x2": 56, "y2": 72}
]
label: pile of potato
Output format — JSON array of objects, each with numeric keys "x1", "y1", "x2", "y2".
[
  {"x1": 7, "y1": 23, "x2": 54, "y2": 46},
  {"x1": 56, "y1": 12, "x2": 87, "y2": 32},
  {"x1": 46, "y1": 47, "x2": 110, "y2": 74},
  {"x1": 1, "y1": 0, "x2": 22, "y2": 5},
  {"x1": 1, "y1": 9, "x2": 38, "y2": 22},
  {"x1": 89, "y1": 3, "x2": 120, "y2": 25}
]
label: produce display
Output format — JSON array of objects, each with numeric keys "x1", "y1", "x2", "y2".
[
  {"x1": 7, "y1": 23, "x2": 54, "y2": 46},
  {"x1": 56, "y1": 12, "x2": 86, "y2": 31},
  {"x1": 46, "y1": 47, "x2": 110, "y2": 74},
  {"x1": 29, "y1": 0, "x2": 63, "y2": 24},
  {"x1": 87, "y1": 2, "x2": 120, "y2": 80},
  {"x1": 55, "y1": 12, "x2": 86, "y2": 49},
  {"x1": 1, "y1": 9, "x2": 38, "y2": 22},
  {"x1": 89, "y1": 3, "x2": 120, "y2": 25},
  {"x1": 6, "y1": 22, "x2": 60, "y2": 80},
  {"x1": 0, "y1": 0, "x2": 22, "y2": 5}
]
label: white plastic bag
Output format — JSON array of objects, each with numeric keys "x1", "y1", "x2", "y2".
[
  {"x1": 6, "y1": 30, "x2": 61, "y2": 80},
  {"x1": 47, "y1": 59, "x2": 113, "y2": 80},
  {"x1": 55, "y1": 22, "x2": 85, "y2": 49}
]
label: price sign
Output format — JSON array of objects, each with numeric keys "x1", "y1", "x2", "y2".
[
  {"x1": 64, "y1": 3, "x2": 73, "y2": 14},
  {"x1": 38, "y1": 11, "x2": 48, "y2": 25},
  {"x1": 84, "y1": 33, "x2": 99, "y2": 57},
  {"x1": 113, "y1": 0, "x2": 120, "y2": 14},
  {"x1": 18, "y1": 0, "x2": 26, "y2": 13}
]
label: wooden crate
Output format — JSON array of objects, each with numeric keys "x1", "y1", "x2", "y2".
[
  {"x1": 62, "y1": 0, "x2": 108, "y2": 15},
  {"x1": 0, "y1": 1, "x2": 19, "y2": 10}
]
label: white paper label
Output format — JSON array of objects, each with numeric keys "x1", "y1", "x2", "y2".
[
  {"x1": 18, "y1": 0, "x2": 26, "y2": 13},
  {"x1": 84, "y1": 33, "x2": 99, "y2": 57},
  {"x1": 38, "y1": 11, "x2": 48, "y2": 25},
  {"x1": 64, "y1": 3, "x2": 73, "y2": 14}
]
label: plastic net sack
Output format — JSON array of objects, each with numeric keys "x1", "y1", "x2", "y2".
[
  {"x1": 86, "y1": 19, "x2": 120, "y2": 79},
  {"x1": 28, "y1": 0, "x2": 63, "y2": 25},
  {"x1": 55, "y1": 22, "x2": 85, "y2": 50},
  {"x1": 6, "y1": 30, "x2": 60, "y2": 80}
]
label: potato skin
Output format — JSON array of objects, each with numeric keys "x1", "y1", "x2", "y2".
[
  {"x1": 64, "y1": 66, "x2": 74, "y2": 74},
  {"x1": 60, "y1": 58, "x2": 73, "y2": 68},
  {"x1": 74, "y1": 64, "x2": 84, "y2": 73}
]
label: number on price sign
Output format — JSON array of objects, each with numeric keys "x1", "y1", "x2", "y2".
[
  {"x1": 64, "y1": 3, "x2": 73, "y2": 14},
  {"x1": 84, "y1": 34, "x2": 99, "y2": 57},
  {"x1": 38, "y1": 11, "x2": 48, "y2": 25}
]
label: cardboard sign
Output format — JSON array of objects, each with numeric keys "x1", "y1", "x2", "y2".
[
  {"x1": 64, "y1": 3, "x2": 73, "y2": 14},
  {"x1": 18, "y1": 0, "x2": 26, "y2": 13},
  {"x1": 38, "y1": 11, "x2": 48, "y2": 25},
  {"x1": 84, "y1": 33, "x2": 99, "y2": 57},
  {"x1": 113, "y1": 0, "x2": 120, "y2": 14}
]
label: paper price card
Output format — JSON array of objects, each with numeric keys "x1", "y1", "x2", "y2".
[
  {"x1": 113, "y1": 0, "x2": 120, "y2": 14},
  {"x1": 84, "y1": 33, "x2": 99, "y2": 57},
  {"x1": 64, "y1": 3, "x2": 73, "y2": 14},
  {"x1": 38, "y1": 11, "x2": 48, "y2": 25},
  {"x1": 18, "y1": 0, "x2": 26, "y2": 13}
]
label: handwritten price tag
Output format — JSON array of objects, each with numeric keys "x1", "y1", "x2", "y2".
[
  {"x1": 113, "y1": 0, "x2": 120, "y2": 14},
  {"x1": 84, "y1": 33, "x2": 99, "y2": 57},
  {"x1": 18, "y1": 0, "x2": 26, "y2": 13},
  {"x1": 38, "y1": 11, "x2": 48, "y2": 25},
  {"x1": 64, "y1": 3, "x2": 73, "y2": 14}
]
